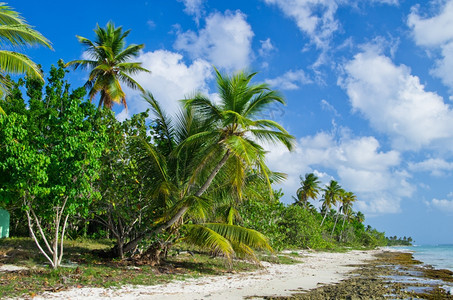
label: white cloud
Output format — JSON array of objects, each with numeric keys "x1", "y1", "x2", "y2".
[
  {"x1": 265, "y1": 69, "x2": 313, "y2": 90},
  {"x1": 119, "y1": 50, "x2": 213, "y2": 119},
  {"x1": 263, "y1": 0, "x2": 339, "y2": 50},
  {"x1": 178, "y1": 0, "x2": 205, "y2": 22},
  {"x1": 147, "y1": 20, "x2": 156, "y2": 29},
  {"x1": 320, "y1": 99, "x2": 340, "y2": 117},
  {"x1": 265, "y1": 130, "x2": 411, "y2": 214},
  {"x1": 408, "y1": 1, "x2": 453, "y2": 47},
  {"x1": 174, "y1": 10, "x2": 254, "y2": 72},
  {"x1": 371, "y1": 0, "x2": 399, "y2": 4},
  {"x1": 340, "y1": 46, "x2": 453, "y2": 151},
  {"x1": 409, "y1": 158, "x2": 453, "y2": 176},
  {"x1": 430, "y1": 198, "x2": 453, "y2": 212},
  {"x1": 259, "y1": 38, "x2": 275, "y2": 57},
  {"x1": 408, "y1": 1, "x2": 453, "y2": 90}
]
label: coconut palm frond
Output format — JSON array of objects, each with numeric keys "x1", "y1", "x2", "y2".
[
  {"x1": 203, "y1": 223, "x2": 272, "y2": 252},
  {"x1": 183, "y1": 224, "x2": 234, "y2": 260}
]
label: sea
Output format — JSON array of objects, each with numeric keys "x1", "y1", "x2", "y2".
[{"x1": 392, "y1": 244, "x2": 453, "y2": 271}]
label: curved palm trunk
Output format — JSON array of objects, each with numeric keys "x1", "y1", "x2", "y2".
[
  {"x1": 331, "y1": 207, "x2": 340, "y2": 237},
  {"x1": 120, "y1": 150, "x2": 231, "y2": 256},
  {"x1": 340, "y1": 215, "x2": 347, "y2": 242},
  {"x1": 320, "y1": 208, "x2": 328, "y2": 226}
]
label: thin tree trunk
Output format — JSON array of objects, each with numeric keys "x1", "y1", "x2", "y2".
[
  {"x1": 340, "y1": 215, "x2": 347, "y2": 242},
  {"x1": 331, "y1": 207, "x2": 340, "y2": 237},
  {"x1": 26, "y1": 209, "x2": 54, "y2": 267},
  {"x1": 58, "y1": 214, "x2": 69, "y2": 266},
  {"x1": 320, "y1": 209, "x2": 328, "y2": 226}
]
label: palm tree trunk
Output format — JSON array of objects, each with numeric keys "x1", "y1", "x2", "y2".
[
  {"x1": 340, "y1": 215, "x2": 347, "y2": 242},
  {"x1": 120, "y1": 150, "x2": 231, "y2": 256},
  {"x1": 331, "y1": 208, "x2": 340, "y2": 237},
  {"x1": 320, "y1": 209, "x2": 328, "y2": 226}
]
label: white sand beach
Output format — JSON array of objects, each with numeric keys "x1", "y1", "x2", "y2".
[{"x1": 32, "y1": 249, "x2": 381, "y2": 300}]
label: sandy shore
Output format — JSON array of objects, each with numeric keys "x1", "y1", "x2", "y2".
[{"x1": 33, "y1": 249, "x2": 381, "y2": 300}]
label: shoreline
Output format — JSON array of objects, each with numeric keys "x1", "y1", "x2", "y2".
[
  {"x1": 24, "y1": 248, "x2": 453, "y2": 299},
  {"x1": 32, "y1": 249, "x2": 379, "y2": 299}
]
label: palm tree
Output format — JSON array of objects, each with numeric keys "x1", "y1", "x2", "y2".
[
  {"x1": 339, "y1": 191, "x2": 356, "y2": 241},
  {"x1": 183, "y1": 68, "x2": 294, "y2": 197},
  {"x1": 330, "y1": 188, "x2": 346, "y2": 237},
  {"x1": 66, "y1": 21, "x2": 149, "y2": 109},
  {"x1": 294, "y1": 173, "x2": 321, "y2": 209},
  {"x1": 119, "y1": 69, "x2": 294, "y2": 257},
  {"x1": 0, "y1": 3, "x2": 52, "y2": 114},
  {"x1": 119, "y1": 91, "x2": 280, "y2": 263},
  {"x1": 355, "y1": 211, "x2": 365, "y2": 223},
  {"x1": 320, "y1": 180, "x2": 342, "y2": 226}
]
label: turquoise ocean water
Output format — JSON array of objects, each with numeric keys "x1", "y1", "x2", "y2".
[{"x1": 393, "y1": 244, "x2": 453, "y2": 271}]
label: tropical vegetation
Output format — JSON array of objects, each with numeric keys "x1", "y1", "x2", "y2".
[
  {"x1": 65, "y1": 21, "x2": 149, "y2": 109},
  {"x1": 0, "y1": 3, "x2": 396, "y2": 274},
  {"x1": 0, "y1": 2, "x2": 52, "y2": 114}
]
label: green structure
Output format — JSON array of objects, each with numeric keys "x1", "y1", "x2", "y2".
[{"x1": 0, "y1": 209, "x2": 10, "y2": 238}]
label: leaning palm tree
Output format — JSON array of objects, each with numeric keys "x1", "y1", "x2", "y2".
[
  {"x1": 119, "y1": 69, "x2": 294, "y2": 256},
  {"x1": 66, "y1": 21, "x2": 149, "y2": 109},
  {"x1": 0, "y1": 2, "x2": 52, "y2": 114},
  {"x1": 320, "y1": 180, "x2": 342, "y2": 226},
  {"x1": 339, "y1": 191, "x2": 356, "y2": 241},
  {"x1": 294, "y1": 173, "x2": 321, "y2": 209},
  {"x1": 119, "y1": 92, "x2": 277, "y2": 263}
]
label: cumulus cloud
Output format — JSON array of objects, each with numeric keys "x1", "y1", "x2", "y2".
[
  {"x1": 409, "y1": 158, "x2": 453, "y2": 176},
  {"x1": 340, "y1": 46, "x2": 453, "y2": 151},
  {"x1": 430, "y1": 198, "x2": 453, "y2": 212},
  {"x1": 264, "y1": 130, "x2": 411, "y2": 214},
  {"x1": 118, "y1": 50, "x2": 213, "y2": 119},
  {"x1": 178, "y1": 0, "x2": 205, "y2": 22},
  {"x1": 408, "y1": 0, "x2": 453, "y2": 90},
  {"x1": 263, "y1": 0, "x2": 339, "y2": 50},
  {"x1": 174, "y1": 10, "x2": 254, "y2": 72},
  {"x1": 265, "y1": 69, "x2": 313, "y2": 90},
  {"x1": 259, "y1": 38, "x2": 275, "y2": 57}
]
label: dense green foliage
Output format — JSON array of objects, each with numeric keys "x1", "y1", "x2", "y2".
[
  {"x1": 0, "y1": 61, "x2": 107, "y2": 268},
  {"x1": 0, "y1": 7, "x2": 397, "y2": 268},
  {"x1": 386, "y1": 235, "x2": 413, "y2": 246},
  {"x1": 239, "y1": 196, "x2": 387, "y2": 250}
]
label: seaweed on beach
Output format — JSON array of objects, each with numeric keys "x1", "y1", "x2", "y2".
[{"x1": 262, "y1": 251, "x2": 453, "y2": 300}]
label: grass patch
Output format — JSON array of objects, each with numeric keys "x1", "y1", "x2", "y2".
[
  {"x1": 0, "y1": 237, "x2": 260, "y2": 298},
  {"x1": 258, "y1": 254, "x2": 301, "y2": 265}
]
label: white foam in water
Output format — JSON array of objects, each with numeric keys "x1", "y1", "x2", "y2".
[{"x1": 393, "y1": 244, "x2": 453, "y2": 272}]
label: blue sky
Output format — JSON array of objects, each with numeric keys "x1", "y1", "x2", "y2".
[{"x1": 13, "y1": 0, "x2": 453, "y2": 244}]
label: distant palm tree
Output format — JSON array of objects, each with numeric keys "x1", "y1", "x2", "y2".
[
  {"x1": 294, "y1": 173, "x2": 321, "y2": 209},
  {"x1": 66, "y1": 21, "x2": 149, "y2": 109},
  {"x1": 330, "y1": 188, "x2": 346, "y2": 237},
  {"x1": 320, "y1": 180, "x2": 342, "y2": 226},
  {"x1": 0, "y1": 2, "x2": 52, "y2": 114},
  {"x1": 339, "y1": 191, "x2": 357, "y2": 240},
  {"x1": 355, "y1": 211, "x2": 365, "y2": 223}
]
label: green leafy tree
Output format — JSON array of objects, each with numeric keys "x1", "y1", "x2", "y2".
[
  {"x1": 0, "y1": 2, "x2": 52, "y2": 114},
  {"x1": 0, "y1": 61, "x2": 106, "y2": 268},
  {"x1": 294, "y1": 173, "x2": 321, "y2": 209},
  {"x1": 91, "y1": 110, "x2": 158, "y2": 259},
  {"x1": 66, "y1": 21, "x2": 149, "y2": 109}
]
